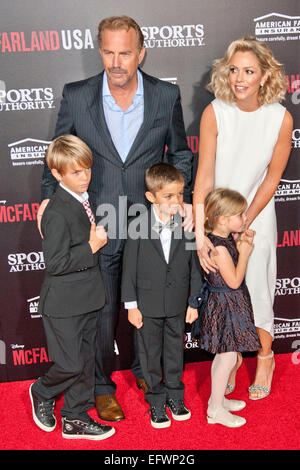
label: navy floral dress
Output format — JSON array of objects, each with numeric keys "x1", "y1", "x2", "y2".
[{"x1": 198, "y1": 233, "x2": 261, "y2": 354}]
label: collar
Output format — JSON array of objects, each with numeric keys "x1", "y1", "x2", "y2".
[{"x1": 59, "y1": 183, "x2": 89, "y2": 204}]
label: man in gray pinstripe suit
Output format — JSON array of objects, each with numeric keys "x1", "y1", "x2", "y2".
[{"x1": 38, "y1": 16, "x2": 193, "y2": 422}]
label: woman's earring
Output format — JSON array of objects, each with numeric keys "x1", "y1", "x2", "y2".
[{"x1": 260, "y1": 82, "x2": 264, "y2": 87}]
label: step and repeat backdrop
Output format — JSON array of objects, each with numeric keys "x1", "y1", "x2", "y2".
[{"x1": 0, "y1": 0, "x2": 299, "y2": 381}]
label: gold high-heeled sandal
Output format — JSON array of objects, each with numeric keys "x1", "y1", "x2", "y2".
[{"x1": 248, "y1": 351, "x2": 275, "y2": 400}]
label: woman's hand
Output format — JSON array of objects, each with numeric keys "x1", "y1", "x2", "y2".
[{"x1": 197, "y1": 234, "x2": 218, "y2": 274}]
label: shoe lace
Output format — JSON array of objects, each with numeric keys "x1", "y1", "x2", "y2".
[{"x1": 38, "y1": 400, "x2": 55, "y2": 416}]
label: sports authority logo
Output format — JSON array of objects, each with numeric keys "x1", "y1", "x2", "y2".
[
  {"x1": 0, "y1": 86, "x2": 54, "y2": 111},
  {"x1": 160, "y1": 77, "x2": 177, "y2": 85},
  {"x1": 8, "y1": 251, "x2": 45, "y2": 272},
  {"x1": 254, "y1": 13, "x2": 300, "y2": 42},
  {"x1": 274, "y1": 317, "x2": 300, "y2": 339},
  {"x1": 275, "y1": 277, "x2": 300, "y2": 296},
  {"x1": 0, "y1": 28, "x2": 94, "y2": 53},
  {"x1": 8, "y1": 138, "x2": 51, "y2": 167},
  {"x1": 141, "y1": 24, "x2": 205, "y2": 48},
  {"x1": 275, "y1": 179, "x2": 300, "y2": 203}
]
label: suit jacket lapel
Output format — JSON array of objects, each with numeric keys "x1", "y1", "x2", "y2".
[
  {"x1": 56, "y1": 186, "x2": 92, "y2": 229},
  {"x1": 148, "y1": 207, "x2": 167, "y2": 263},
  {"x1": 85, "y1": 73, "x2": 122, "y2": 164},
  {"x1": 125, "y1": 71, "x2": 159, "y2": 165}
]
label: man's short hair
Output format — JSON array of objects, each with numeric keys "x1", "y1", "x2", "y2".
[{"x1": 98, "y1": 15, "x2": 144, "y2": 51}]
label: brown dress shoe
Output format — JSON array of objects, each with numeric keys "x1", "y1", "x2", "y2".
[
  {"x1": 136, "y1": 378, "x2": 148, "y2": 394},
  {"x1": 95, "y1": 394, "x2": 125, "y2": 422}
]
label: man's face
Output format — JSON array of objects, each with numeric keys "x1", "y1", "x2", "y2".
[{"x1": 99, "y1": 28, "x2": 145, "y2": 88}]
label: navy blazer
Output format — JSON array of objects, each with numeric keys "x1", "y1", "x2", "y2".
[
  {"x1": 38, "y1": 186, "x2": 106, "y2": 317},
  {"x1": 41, "y1": 70, "x2": 193, "y2": 255}
]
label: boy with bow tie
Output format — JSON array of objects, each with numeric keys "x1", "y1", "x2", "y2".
[{"x1": 122, "y1": 162, "x2": 202, "y2": 428}]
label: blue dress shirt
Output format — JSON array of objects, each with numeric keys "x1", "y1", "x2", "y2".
[{"x1": 102, "y1": 69, "x2": 144, "y2": 162}]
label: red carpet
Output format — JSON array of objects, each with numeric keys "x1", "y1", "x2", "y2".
[{"x1": 1, "y1": 353, "x2": 299, "y2": 451}]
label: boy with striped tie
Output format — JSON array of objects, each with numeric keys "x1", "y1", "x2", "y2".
[{"x1": 30, "y1": 135, "x2": 115, "y2": 440}]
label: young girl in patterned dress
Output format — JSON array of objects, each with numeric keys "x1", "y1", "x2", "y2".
[{"x1": 195, "y1": 188, "x2": 261, "y2": 428}]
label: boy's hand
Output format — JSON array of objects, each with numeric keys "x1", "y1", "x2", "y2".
[
  {"x1": 128, "y1": 308, "x2": 143, "y2": 329},
  {"x1": 185, "y1": 306, "x2": 198, "y2": 324},
  {"x1": 89, "y1": 223, "x2": 107, "y2": 253}
]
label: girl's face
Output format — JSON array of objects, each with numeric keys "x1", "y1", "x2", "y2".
[
  {"x1": 226, "y1": 210, "x2": 248, "y2": 233},
  {"x1": 228, "y1": 51, "x2": 268, "y2": 110}
]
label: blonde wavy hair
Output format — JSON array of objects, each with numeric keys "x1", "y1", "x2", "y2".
[
  {"x1": 204, "y1": 188, "x2": 247, "y2": 234},
  {"x1": 207, "y1": 35, "x2": 287, "y2": 105}
]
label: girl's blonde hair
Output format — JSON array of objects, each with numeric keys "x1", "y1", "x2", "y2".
[
  {"x1": 207, "y1": 35, "x2": 287, "y2": 105},
  {"x1": 204, "y1": 188, "x2": 247, "y2": 234}
]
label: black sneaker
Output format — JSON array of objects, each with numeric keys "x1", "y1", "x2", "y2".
[
  {"x1": 166, "y1": 398, "x2": 191, "y2": 421},
  {"x1": 148, "y1": 404, "x2": 171, "y2": 429},
  {"x1": 62, "y1": 417, "x2": 115, "y2": 440},
  {"x1": 29, "y1": 383, "x2": 56, "y2": 432}
]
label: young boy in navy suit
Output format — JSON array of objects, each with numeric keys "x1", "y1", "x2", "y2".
[
  {"x1": 29, "y1": 135, "x2": 115, "y2": 440},
  {"x1": 121, "y1": 163, "x2": 202, "y2": 428}
]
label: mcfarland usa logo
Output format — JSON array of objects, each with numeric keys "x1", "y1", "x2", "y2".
[
  {"x1": 0, "y1": 28, "x2": 94, "y2": 53},
  {"x1": 141, "y1": 24, "x2": 205, "y2": 48},
  {"x1": 0, "y1": 201, "x2": 40, "y2": 223},
  {"x1": 8, "y1": 138, "x2": 51, "y2": 167},
  {"x1": 254, "y1": 13, "x2": 300, "y2": 42}
]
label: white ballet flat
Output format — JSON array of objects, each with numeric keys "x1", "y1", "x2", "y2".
[
  {"x1": 224, "y1": 399, "x2": 246, "y2": 412},
  {"x1": 207, "y1": 407, "x2": 246, "y2": 428}
]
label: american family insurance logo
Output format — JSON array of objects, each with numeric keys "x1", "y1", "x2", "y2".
[
  {"x1": 274, "y1": 317, "x2": 300, "y2": 338},
  {"x1": 0, "y1": 28, "x2": 94, "y2": 53},
  {"x1": 275, "y1": 179, "x2": 300, "y2": 203},
  {"x1": 141, "y1": 24, "x2": 205, "y2": 48},
  {"x1": 8, "y1": 138, "x2": 50, "y2": 167},
  {"x1": 254, "y1": 13, "x2": 300, "y2": 42}
]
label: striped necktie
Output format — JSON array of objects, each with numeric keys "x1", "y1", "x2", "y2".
[{"x1": 82, "y1": 200, "x2": 95, "y2": 223}]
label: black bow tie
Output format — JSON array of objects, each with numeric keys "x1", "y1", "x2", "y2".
[{"x1": 153, "y1": 219, "x2": 178, "y2": 234}]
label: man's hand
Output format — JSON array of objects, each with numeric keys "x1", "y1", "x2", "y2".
[{"x1": 128, "y1": 308, "x2": 143, "y2": 329}]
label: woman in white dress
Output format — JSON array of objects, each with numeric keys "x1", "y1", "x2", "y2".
[{"x1": 193, "y1": 36, "x2": 293, "y2": 400}]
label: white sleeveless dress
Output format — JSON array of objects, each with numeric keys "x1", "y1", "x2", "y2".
[{"x1": 212, "y1": 98, "x2": 286, "y2": 337}]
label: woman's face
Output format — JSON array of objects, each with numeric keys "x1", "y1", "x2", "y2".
[{"x1": 228, "y1": 50, "x2": 267, "y2": 110}]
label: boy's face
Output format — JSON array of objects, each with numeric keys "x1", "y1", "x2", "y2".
[
  {"x1": 146, "y1": 181, "x2": 184, "y2": 222},
  {"x1": 51, "y1": 163, "x2": 92, "y2": 196}
]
